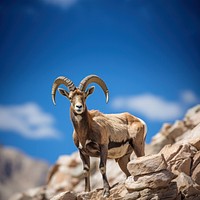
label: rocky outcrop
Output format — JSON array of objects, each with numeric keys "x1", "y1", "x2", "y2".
[
  {"x1": 124, "y1": 142, "x2": 200, "y2": 199},
  {"x1": 9, "y1": 104, "x2": 200, "y2": 200},
  {"x1": 0, "y1": 146, "x2": 49, "y2": 200},
  {"x1": 125, "y1": 154, "x2": 174, "y2": 191},
  {"x1": 146, "y1": 104, "x2": 200, "y2": 155}
]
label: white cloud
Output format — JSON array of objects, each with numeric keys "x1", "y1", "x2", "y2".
[
  {"x1": 0, "y1": 103, "x2": 61, "y2": 139},
  {"x1": 180, "y1": 90, "x2": 198, "y2": 104},
  {"x1": 112, "y1": 94, "x2": 183, "y2": 121},
  {"x1": 42, "y1": 0, "x2": 78, "y2": 9}
]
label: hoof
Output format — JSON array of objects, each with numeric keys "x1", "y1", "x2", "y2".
[{"x1": 103, "y1": 189, "x2": 110, "y2": 198}]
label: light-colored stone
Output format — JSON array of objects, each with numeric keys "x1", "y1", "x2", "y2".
[
  {"x1": 160, "y1": 143, "x2": 196, "y2": 176},
  {"x1": 124, "y1": 191, "x2": 140, "y2": 200},
  {"x1": 192, "y1": 163, "x2": 200, "y2": 185},
  {"x1": 138, "y1": 182, "x2": 178, "y2": 200},
  {"x1": 110, "y1": 182, "x2": 128, "y2": 200},
  {"x1": 0, "y1": 146, "x2": 49, "y2": 200},
  {"x1": 77, "y1": 182, "x2": 127, "y2": 200},
  {"x1": 147, "y1": 124, "x2": 172, "y2": 155},
  {"x1": 164, "y1": 120, "x2": 187, "y2": 140},
  {"x1": 125, "y1": 170, "x2": 173, "y2": 191},
  {"x1": 191, "y1": 151, "x2": 200, "y2": 185},
  {"x1": 175, "y1": 172, "x2": 200, "y2": 197},
  {"x1": 127, "y1": 154, "x2": 167, "y2": 176},
  {"x1": 159, "y1": 143, "x2": 182, "y2": 162},
  {"x1": 189, "y1": 124, "x2": 200, "y2": 150},
  {"x1": 184, "y1": 104, "x2": 200, "y2": 127},
  {"x1": 50, "y1": 191, "x2": 77, "y2": 200},
  {"x1": 9, "y1": 187, "x2": 46, "y2": 200},
  {"x1": 8, "y1": 193, "x2": 24, "y2": 200},
  {"x1": 192, "y1": 151, "x2": 200, "y2": 170},
  {"x1": 177, "y1": 157, "x2": 191, "y2": 176}
]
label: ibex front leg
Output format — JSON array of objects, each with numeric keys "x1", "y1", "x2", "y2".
[
  {"x1": 79, "y1": 150, "x2": 91, "y2": 192},
  {"x1": 99, "y1": 144, "x2": 110, "y2": 197}
]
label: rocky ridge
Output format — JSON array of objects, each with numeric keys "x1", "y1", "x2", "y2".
[
  {"x1": 10, "y1": 105, "x2": 200, "y2": 200},
  {"x1": 0, "y1": 146, "x2": 49, "y2": 200}
]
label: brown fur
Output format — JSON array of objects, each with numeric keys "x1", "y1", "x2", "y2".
[{"x1": 72, "y1": 109, "x2": 146, "y2": 158}]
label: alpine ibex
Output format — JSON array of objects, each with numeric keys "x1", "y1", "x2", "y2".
[{"x1": 51, "y1": 75, "x2": 147, "y2": 197}]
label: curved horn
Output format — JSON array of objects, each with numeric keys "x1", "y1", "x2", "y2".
[
  {"x1": 79, "y1": 75, "x2": 109, "y2": 103},
  {"x1": 51, "y1": 76, "x2": 76, "y2": 105}
]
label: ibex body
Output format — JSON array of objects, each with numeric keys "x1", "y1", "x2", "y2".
[{"x1": 52, "y1": 75, "x2": 147, "y2": 197}]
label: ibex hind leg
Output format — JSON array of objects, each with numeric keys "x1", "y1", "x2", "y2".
[
  {"x1": 129, "y1": 120, "x2": 146, "y2": 157},
  {"x1": 117, "y1": 147, "x2": 133, "y2": 177}
]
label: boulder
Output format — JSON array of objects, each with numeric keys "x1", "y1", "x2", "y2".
[
  {"x1": 192, "y1": 163, "x2": 200, "y2": 185},
  {"x1": 184, "y1": 104, "x2": 200, "y2": 127},
  {"x1": 0, "y1": 146, "x2": 49, "y2": 200},
  {"x1": 139, "y1": 182, "x2": 177, "y2": 200},
  {"x1": 124, "y1": 182, "x2": 177, "y2": 200},
  {"x1": 127, "y1": 153, "x2": 167, "y2": 176},
  {"x1": 164, "y1": 120, "x2": 187, "y2": 141},
  {"x1": 50, "y1": 191, "x2": 77, "y2": 200},
  {"x1": 160, "y1": 143, "x2": 196, "y2": 176},
  {"x1": 125, "y1": 170, "x2": 173, "y2": 191},
  {"x1": 188, "y1": 124, "x2": 200, "y2": 150},
  {"x1": 146, "y1": 123, "x2": 172, "y2": 155},
  {"x1": 77, "y1": 182, "x2": 127, "y2": 200},
  {"x1": 175, "y1": 172, "x2": 200, "y2": 198}
]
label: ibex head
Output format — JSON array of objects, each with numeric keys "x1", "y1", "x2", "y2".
[{"x1": 51, "y1": 75, "x2": 109, "y2": 114}]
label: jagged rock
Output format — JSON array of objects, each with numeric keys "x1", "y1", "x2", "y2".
[
  {"x1": 184, "y1": 104, "x2": 200, "y2": 127},
  {"x1": 0, "y1": 146, "x2": 48, "y2": 200},
  {"x1": 47, "y1": 152, "x2": 85, "y2": 192},
  {"x1": 123, "y1": 191, "x2": 140, "y2": 200},
  {"x1": 72, "y1": 159, "x2": 125, "y2": 195},
  {"x1": 164, "y1": 120, "x2": 187, "y2": 141},
  {"x1": 126, "y1": 153, "x2": 174, "y2": 193},
  {"x1": 140, "y1": 182, "x2": 177, "y2": 200},
  {"x1": 175, "y1": 172, "x2": 200, "y2": 198},
  {"x1": 9, "y1": 187, "x2": 46, "y2": 200},
  {"x1": 127, "y1": 154, "x2": 167, "y2": 176},
  {"x1": 50, "y1": 191, "x2": 76, "y2": 200},
  {"x1": 146, "y1": 123, "x2": 172, "y2": 155},
  {"x1": 146, "y1": 104, "x2": 200, "y2": 156},
  {"x1": 160, "y1": 143, "x2": 196, "y2": 176},
  {"x1": 192, "y1": 151, "x2": 200, "y2": 170},
  {"x1": 192, "y1": 164, "x2": 200, "y2": 185},
  {"x1": 191, "y1": 151, "x2": 200, "y2": 185},
  {"x1": 47, "y1": 153, "x2": 125, "y2": 195},
  {"x1": 124, "y1": 182, "x2": 177, "y2": 200},
  {"x1": 187, "y1": 124, "x2": 200, "y2": 150},
  {"x1": 148, "y1": 119, "x2": 189, "y2": 155},
  {"x1": 125, "y1": 170, "x2": 173, "y2": 191},
  {"x1": 77, "y1": 182, "x2": 127, "y2": 200}
]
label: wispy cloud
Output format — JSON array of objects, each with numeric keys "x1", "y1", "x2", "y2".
[
  {"x1": 42, "y1": 0, "x2": 78, "y2": 9},
  {"x1": 180, "y1": 90, "x2": 198, "y2": 104},
  {"x1": 0, "y1": 103, "x2": 62, "y2": 139},
  {"x1": 111, "y1": 90, "x2": 199, "y2": 121}
]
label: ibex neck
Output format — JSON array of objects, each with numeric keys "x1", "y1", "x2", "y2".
[{"x1": 70, "y1": 107, "x2": 90, "y2": 142}]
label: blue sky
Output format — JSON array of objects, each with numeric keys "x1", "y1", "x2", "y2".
[{"x1": 0, "y1": 0, "x2": 200, "y2": 164}]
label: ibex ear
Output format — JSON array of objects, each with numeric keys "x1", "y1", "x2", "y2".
[
  {"x1": 58, "y1": 88, "x2": 70, "y2": 99},
  {"x1": 85, "y1": 86, "x2": 95, "y2": 98}
]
